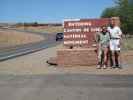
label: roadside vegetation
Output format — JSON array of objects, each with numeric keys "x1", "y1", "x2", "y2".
[
  {"x1": 101, "y1": 0, "x2": 133, "y2": 35},
  {"x1": 23, "y1": 26, "x2": 63, "y2": 34},
  {"x1": 123, "y1": 37, "x2": 133, "y2": 50},
  {"x1": 15, "y1": 22, "x2": 63, "y2": 34},
  {"x1": 101, "y1": 0, "x2": 133, "y2": 50},
  {"x1": 0, "y1": 29, "x2": 44, "y2": 48}
]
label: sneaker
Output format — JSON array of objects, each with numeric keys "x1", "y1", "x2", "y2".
[
  {"x1": 115, "y1": 64, "x2": 122, "y2": 69},
  {"x1": 103, "y1": 65, "x2": 107, "y2": 69},
  {"x1": 96, "y1": 65, "x2": 101, "y2": 69},
  {"x1": 111, "y1": 65, "x2": 116, "y2": 69}
]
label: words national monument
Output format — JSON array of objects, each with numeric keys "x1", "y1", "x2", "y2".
[{"x1": 49, "y1": 17, "x2": 120, "y2": 67}]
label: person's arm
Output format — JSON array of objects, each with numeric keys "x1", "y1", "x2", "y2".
[
  {"x1": 107, "y1": 32, "x2": 111, "y2": 42},
  {"x1": 117, "y1": 27, "x2": 123, "y2": 47},
  {"x1": 118, "y1": 27, "x2": 122, "y2": 38},
  {"x1": 94, "y1": 32, "x2": 100, "y2": 43},
  {"x1": 94, "y1": 33, "x2": 100, "y2": 53},
  {"x1": 107, "y1": 27, "x2": 111, "y2": 39}
]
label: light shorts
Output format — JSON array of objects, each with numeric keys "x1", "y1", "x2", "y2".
[{"x1": 110, "y1": 39, "x2": 120, "y2": 51}]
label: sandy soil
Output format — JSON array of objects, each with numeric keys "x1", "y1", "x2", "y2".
[
  {"x1": 0, "y1": 43, "x2": 133, "y2": 75},
  {"x1": 0, "y1": 29, "x2": 44, "y2": 48}
]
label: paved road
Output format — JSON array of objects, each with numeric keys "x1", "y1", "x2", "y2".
[
  {"x1": 0, "y1": 28, "x2": 60, "y2": 61},
  {"x1": 0, "y1": 74, "x2": 132, "y2": 100}
]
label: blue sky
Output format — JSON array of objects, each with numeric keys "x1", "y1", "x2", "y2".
[{"x1": 0, "y1": 0, "x2": 115, "y2": 23}]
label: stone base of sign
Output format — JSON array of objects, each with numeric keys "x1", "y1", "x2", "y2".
[{"x1": 57, "y1": 48, "x2": 97, "y2": 67}]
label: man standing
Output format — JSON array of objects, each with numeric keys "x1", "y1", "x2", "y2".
[{"x1": 108, "y1": 17, "x2": 123, "y2": 68}]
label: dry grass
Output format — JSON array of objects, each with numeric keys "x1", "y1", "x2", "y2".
[
  {"x1": 16, "y1": 26, "x2": 63, "y2": 34},
  {"x1": 123, "y1": 37, "x2": 133, "y2": 50},
  {"x1": 0, "y1": 29, "x2": 44, "y2": 48}
]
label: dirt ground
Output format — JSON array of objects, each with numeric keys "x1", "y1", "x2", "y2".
[
  {"x1": 0, "y1": 29, "x2": 44, "y2": 48},
  {"x1": 0, "y1": 43, "x2": 133, "y2": 75}
]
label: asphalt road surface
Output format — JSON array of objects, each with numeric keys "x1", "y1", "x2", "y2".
[
  {"x1": 0, "y1": 74, "x2": 133, "y2": 100},
  {"x1": 0, "y1": 28, "x2": 60, "y2": 61}
]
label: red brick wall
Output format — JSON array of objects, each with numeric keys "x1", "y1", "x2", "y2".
[{"x1": 57, "y1": 48, "x2": 97, "y2": 67}]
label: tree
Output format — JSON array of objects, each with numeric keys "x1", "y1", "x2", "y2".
[
  {"x1": 33, "y1": 22, "x2": 38, "y2": 27},
  {"x1": 101, "y1": 7, "x2": 119, "y2": 18},
  {"x1": 101, "y1": 0, "x2": 133, "y2": 35}
]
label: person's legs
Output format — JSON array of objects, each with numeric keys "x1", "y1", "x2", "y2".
[
  {"x1": 114, "y1": 39, "x2": 122, "y2": 68},
  {"x1": 101, "y1": 50, "x2": 104, "y2": 66},
  {"x1": 115, "y1": 51, "x2": 122, "y2": 68},
  {"x1": 106, "y1": 47, "x2": 110, "y2": 66},
  {"x1": 112, "y1": 51, "x2": 116, "y2": 68},
  {"x1": 109, "y1": 39, "x2": 121, "y2": 68},
  {"x1": 109, "y1": 50, "x2": 116, "y2": 68},
  {"x1": 115, "y1": 51, "x2": 118, "y2": 66},
  {"x1": 96, "y1": 47, "x2": 102, "y2": 69},
  {"x1": 103, "y1": 47, "x2": 108, "y2": 68},
  {"x1": 109, "y1": 50, "x2": 114, "y2": 67},
  {"x1": 109, "y1": 40, "x2": 115, "y2": 68}
]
